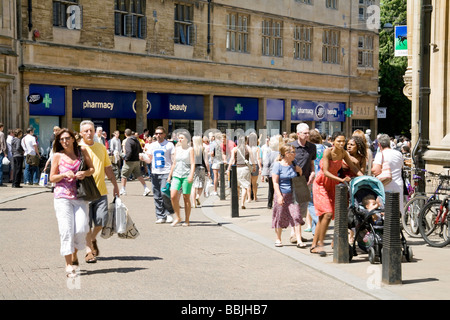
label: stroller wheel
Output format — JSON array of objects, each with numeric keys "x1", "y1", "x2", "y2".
[
  {"x1": 405, "y1": 246, "x2": 413, "y2": 262},
  {"x1": 368, "y1": 247, "x2": 376, "y2": 264}
]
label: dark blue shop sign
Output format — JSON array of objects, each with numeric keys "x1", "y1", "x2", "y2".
[
  {"x1": 213, "y1": 96, "x2": 259, "y2": 121},
  {"x1": 28, "y1": 84, "x2": 66, "y2": 116},
  {"x1": 291, "y1": 100, "x2": 346, "y2": 122},
  {"x1": 147, "y1": 93, "x2": 204, "y2": 120},
  {"x1": 267, "y1": 99, "x2": 285, "y2": 120},
  {"x1": 72, "y1": 89, "x2": 203, "y2": 120}
]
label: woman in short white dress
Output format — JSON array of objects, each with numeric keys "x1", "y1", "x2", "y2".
[
  {"x1": 209, "y1": 132, "x2": 224, "y2": 196},
  {"x1": 191, "y1": 136, "x2": 210, "y2": 208},
  {"x1": 227, "y1": 136, "x2": 256, "y2": 209}
]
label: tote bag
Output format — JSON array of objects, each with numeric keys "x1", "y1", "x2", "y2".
[{"x1": 376, "y1": 151, "x2": 392, "y2": 186}]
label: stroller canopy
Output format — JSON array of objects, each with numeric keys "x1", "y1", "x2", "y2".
[{"x1": 349, "y1": 176, "x2": 385, "y2": 207}]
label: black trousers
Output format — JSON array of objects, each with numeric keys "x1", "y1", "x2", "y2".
[
  {"x1": 13, "y1": 156, "x2": 24, "y2": 187},
  {"x1": 267, "y1": 176, "x2": 274, "y2": 208}
]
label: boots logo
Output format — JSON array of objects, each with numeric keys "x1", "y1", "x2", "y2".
[
  {"x1": 315, "y1": 104, "x2": 326, "y2": 120},
  {"x1": 132, "y1": 99, "x2": 151, "y2": 114}
]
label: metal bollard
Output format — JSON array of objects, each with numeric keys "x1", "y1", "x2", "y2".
[
  {"x1": 333, "y1": 183, "x2": 349, "y2": 263},
  {"x1": 220, "y1": 163, "x2": 225, "y2": 200},
  {"x1": 382, "y1": 191, "x2": 402, "y2": 285},
  {"x1": 230, "y1": 165, "x2": 239, "y2": 217}
]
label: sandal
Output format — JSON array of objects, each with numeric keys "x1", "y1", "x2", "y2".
[
  {"x1": 92, "y1": 239, "x2": 99, "y2": 257},
  {"x1": 297, "y1": 242, "x2": 307, "y2": 248},
  {"x1": 310, "y1": 246, "x2": 326, "y2": 257},
  {"x1": 85, "y1": 252, "x2": 97, "y2": 263},
  {"x1": 275, "y1": 240, "x2": 283, "y2": 247}
]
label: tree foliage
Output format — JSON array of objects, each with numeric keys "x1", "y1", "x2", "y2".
[{"x1": 378, "y1": 0, "x2": 411, "y2": 137}]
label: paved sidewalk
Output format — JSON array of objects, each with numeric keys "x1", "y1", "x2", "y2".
[{"x1": 1, "y1": 180, "x2": 449, "y2": 300}]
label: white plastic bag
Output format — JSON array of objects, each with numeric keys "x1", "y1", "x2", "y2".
[
  {"x1": 2, "y1": 157, "x2": 10, "y2": 166},
  {"x1": 39, "y1": 173, "x2": 48, "y2": 186},
  {"x1": 115, "y1": 197, "x2": 128, "y2": 234}
]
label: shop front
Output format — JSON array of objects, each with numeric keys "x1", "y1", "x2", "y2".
[
  {"x1": 266, "y1": 99, "x2": 284, "y2": 137},
  {"x1": 290, "y1": 99, "x2": 346, "y2": 135},
  {"x1": 213, "y1": 96, "x2": 258, "y2": 133},
  {"x1": 28, "y1": 84, "x2": 66, "y2": 156}
]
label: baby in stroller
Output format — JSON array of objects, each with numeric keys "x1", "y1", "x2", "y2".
[{"x1": 348, "y1": 176, "x2": 413, "y2": 263}]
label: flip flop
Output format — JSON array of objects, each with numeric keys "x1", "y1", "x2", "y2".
[
  {"x1": 310, "y1": 246, "x2": 326, "y2": 257},
  {"x1": 85, "y1": 252, "x2": 97, "y2": 263}
]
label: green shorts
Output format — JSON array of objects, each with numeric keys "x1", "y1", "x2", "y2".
[{"x1": 170, "y1": 176, "x2": 193, "y2": 194}]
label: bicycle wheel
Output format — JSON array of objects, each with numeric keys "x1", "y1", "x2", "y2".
[
  {"x1": 418, "y1": 200, "x2": 450, "y2": 247},
  {"x1": 402, "y1": 195, "x2": 428, "y2": 237}
]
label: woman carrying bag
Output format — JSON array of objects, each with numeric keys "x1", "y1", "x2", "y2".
[{"x1": 50, "y1": 128, "x2": 95, "y2": 278}]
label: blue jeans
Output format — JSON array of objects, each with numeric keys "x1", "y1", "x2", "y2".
[
  {"x1": 0, "y1": 152, "x2": 4, "y2": 185},
  {"x1": 24, "y1": 163, "x2": 39, "y2": 184},
  {"x1": 151, "y1": 173, "x2": 174, "y2": 219},
  {"x1": 308, "y1": 188, "x2": 318, "y2": 234}
]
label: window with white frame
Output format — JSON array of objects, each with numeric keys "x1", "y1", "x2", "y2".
[
  {"x1": 359, "y1": 0, "x2": 375, "y2": 21},
  {"x1": 114, "y1": 0, "x2": 147, "y2": 38},
  {"x1": 358, "y1": 35, "x2": 374, "y2": 67},
  {"x1": 322, "y1": 29, "x2": 340, "y2": 64},
  {"x1": 226, "y1": 13, "x2": 249, "y2": 53},
  {"x1": 174, "y1": 3, "x2": 195, "y2": 45},
  {"x1": 262, "y1": 19, "x2": 283, "y2": 57},
  {"x1": 53, "y1": 0, "x2": 79, "y2": 28},
  {"x1": 294, "y1": 25, "x2": 312, "y2": 61}
]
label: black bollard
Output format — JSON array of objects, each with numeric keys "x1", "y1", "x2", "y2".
[
  {"x1": 220, "y1": 163, "x2": 225, "y2": 200},
  {"x1": 382, "y1": 191, "x2": 402, "y2": 285},
  {"x1": 230, "y1": 165, "x2": 239, "y2": 217},
  {"x1": 333, "y1": 183, "x2": 349, "y2": 263}
]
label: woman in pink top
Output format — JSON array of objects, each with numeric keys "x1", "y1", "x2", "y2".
[{"x1": 50, "y1": 128, "x2": 95, "y2": 278}]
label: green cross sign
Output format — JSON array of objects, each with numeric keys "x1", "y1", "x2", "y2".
[
  {"x1": 234, "y1": 103, "x2": 243, "y2": 115},
  {"x1": 344, "y1": 108, "x2": 353, "y2": 117},
  {"x1": 43, "y1": 93, "x2": 52, "y2": 109},
  {"x1": 291, "y1": 105, "x2": 296, "y2": 116}
]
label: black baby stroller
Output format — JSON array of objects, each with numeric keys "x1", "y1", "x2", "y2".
[{"x1": 348, "y1": 176, "x2": 413, "y2": 264}]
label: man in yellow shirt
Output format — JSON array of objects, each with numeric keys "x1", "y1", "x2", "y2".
[{"x1": 79, "y1": 120, "x2": 120, "y2": 264}]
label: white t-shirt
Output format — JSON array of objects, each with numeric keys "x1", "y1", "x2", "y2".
[
  {"x1": 21, "y1": 134, "x2": 37, "y2": 156},
  {"x1": 373, "y1": 148, "x2": 404, "y2": 209},
  {"x1": 147, "y1": 140, "x2": 175, "y2": 174}
]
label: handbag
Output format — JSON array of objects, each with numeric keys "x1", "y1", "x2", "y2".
[
  {"x1": 237, "y1": 147, "x2": 252, "y2": 171},
  {"x1": 376, "y1": 151, "x2": 392, "y2": 186},
  {"x1": 161, "y1": 182, "x2": 171, "y2": 197},
  {"x1": 76, "y1": 148, "x2": 101, "y2": 201},
  {"x1": 26, "y1": 154, "x2": 40, "y2": 166},
  {"x1": 2, "y1": 156, "x2": 10, "y2": 166},
  {"x1": 291, "y1": 175, "x2": 311, "y2": 204}
]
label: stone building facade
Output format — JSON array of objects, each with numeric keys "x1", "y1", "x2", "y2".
[
  {"x1": 404, "y1": 0, "x2": 450, "y2": 170},
  {"x1": 3, "y1": 0, "x2": 379, "y2": 153}
]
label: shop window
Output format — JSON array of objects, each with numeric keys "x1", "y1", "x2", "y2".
[
  {"x1": 114, "y1": 0, "x2": 147, "y2": 39},
  {"x1": 174, "y1": 3, "x2": 195, "y2": 45},
  {"x1": 294, "y1": 25, "x2": 312, "y2": 61},
  {"x1": 226, "y1": 13, "x2": 249, "y2": 53},
  {"x1": 262, "y1": 19, "x2": 283, "y2": 57}
]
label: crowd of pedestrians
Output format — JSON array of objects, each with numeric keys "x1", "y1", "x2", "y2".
[{"x1": 0, "y1": 121, "x2": 412, "y2": 275}]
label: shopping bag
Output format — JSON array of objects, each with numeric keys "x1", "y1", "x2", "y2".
[
  {"x1": 101, "y1": 200, "x2": 116, "y2": 239},
  {"x1": 291, "y1": 175, "x2": 311, "y2": 204},
  {"x1": 161, "y1": 182, "x2": 171, "y2": 198},
  {"x1": 39, "y1": 172, "x2": 48, "y2": 186},
  {"x1": 118, "y1": 212, "x2": 140, "y2": 239},
  {"x1": 115, "y1": 197, "x2": 128, "y2": 234}
]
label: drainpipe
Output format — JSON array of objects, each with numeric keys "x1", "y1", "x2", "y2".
[
  {"x1": 207, "y1": 0, "x2": 211, "y2": 55},
  {"x1": 28, "y1": 0, "x2": 32, "y2": 32}
]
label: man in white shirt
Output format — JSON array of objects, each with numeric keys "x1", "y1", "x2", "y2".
[
  {"x1": 141, "y1": 126, "x2": 175, "y2": 223},
  {"x1": 21, "y1": 127, "x2": 40, "y2": 185}
]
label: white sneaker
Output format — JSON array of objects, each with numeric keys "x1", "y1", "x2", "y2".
[
  {"x1": 143, "y1": 188, "x2": 151, "y2": 196},
  {"x1": 210, "y1": 191, "x2": 217, "y2": 196},
  {"x1": 120, "y1": 188, "x2": 126, "y2": 195},
  {"x1": 166, "y1": 214, "x2": 174, "y2": 223},
  {"x1": 155, "y1": 218, "x2": 166, "y2": 224}
]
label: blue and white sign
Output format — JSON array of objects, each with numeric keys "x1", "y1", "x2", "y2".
[
  {"x1": 28, "y1": 84, "x2": 66, "y2": 116},
  {"x1": 148, "y1": 93, "x2": 204, "y2": 120},
  {"x1": 291, "y1": 100, "x2": 346, "y2": 122},
  {"x1": 213, "y1": 96, "x2": 259, "y2": 121}
]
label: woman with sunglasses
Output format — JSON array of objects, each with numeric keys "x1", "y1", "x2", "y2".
[{"x1": 50, "y1": 128, "x2": 95, "y2": 277}]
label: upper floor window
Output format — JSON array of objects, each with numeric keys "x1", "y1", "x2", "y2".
[
  {"x1": 322, "y1": 29, "x2": 340, "y2": 64},
  {"x1": 294, "y1": 25, "x2": 312, "y2": 61},
  {"x1": 226, "y1": 13, "x2": 249, "y2": 53},
  {"x1": 359, "y1": 0, "x2": 375, "y2": 21},
  {"x1": 295, "y1": 0, "x2": 312, "y2": 4},
  {"x1": 53, "y1": 0, "x2": 80, "y2": 28},
  {"x1": 114, "y1": 0, "x2": 147, "y2": 39},
  {"x1": 174, "y1": 3, "x2": 195, "y2": 45},
  {"x1": 262, "y1": 19, "x2": 283, "y2": 57},
  {"x1": 326, "y1": 0, "x2": 338, "y2": 9},
  {"x1": 358, "y1": 35, "x2": 374, "y2": 67}
]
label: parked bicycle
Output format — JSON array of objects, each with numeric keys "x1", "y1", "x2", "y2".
[
  {"x1": 417, "y1": 173, "x2": 450, "y2": 247},
  {"x1": 401, "y1": 168, "x2": 441, "y2": 237}
]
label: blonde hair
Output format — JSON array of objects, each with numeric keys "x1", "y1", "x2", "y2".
[{"x1": 192, "y1": 136, "x2": 203, "y2": 157}]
